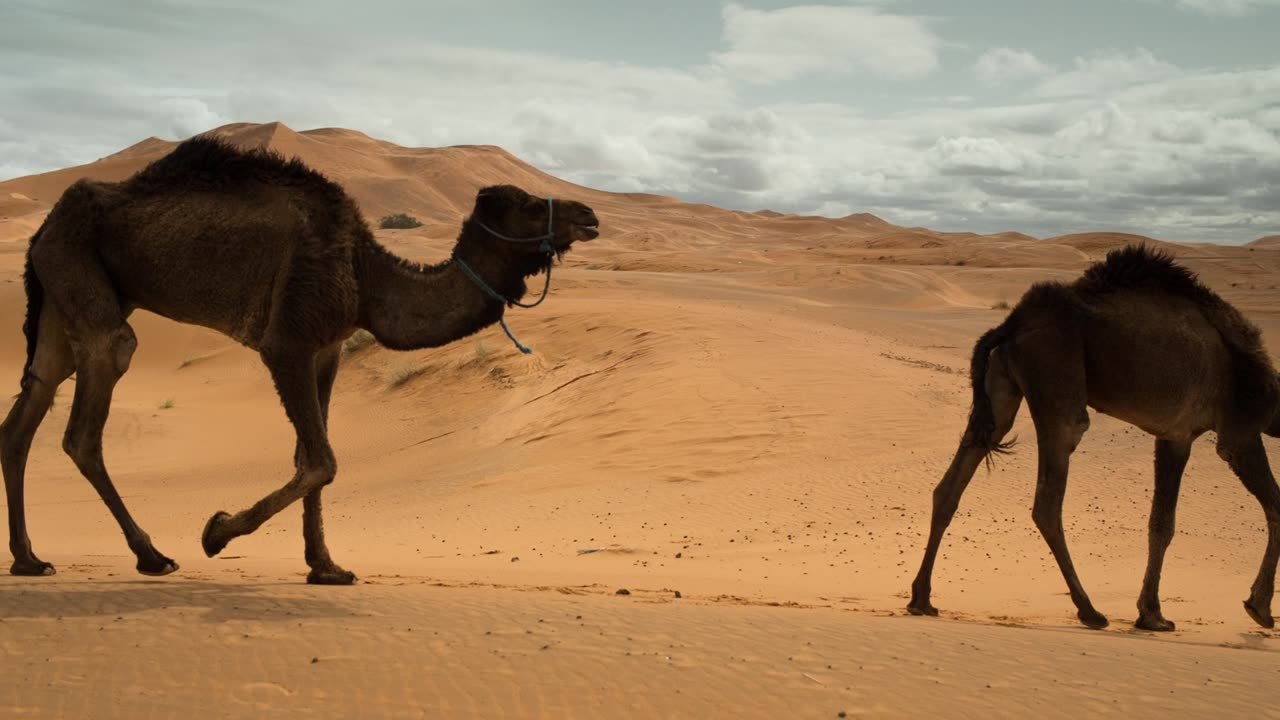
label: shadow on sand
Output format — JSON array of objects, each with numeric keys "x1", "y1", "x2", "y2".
[{"x1": 0, "y1": 577, "x2": 357, "y2": 623}]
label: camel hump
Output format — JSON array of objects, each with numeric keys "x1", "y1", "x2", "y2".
[
  {"x1": 125, "y1": 135, "x2": 342, "y2": 200},
  {"x1": 1078, "y1": 243, "x2": 1272, "y2": 364},
  {"x1": 1077, "y1": 244, "x2": 1209, "y2": 302},
  {"x1": 51, "y1": 178, "x2": 106, "y2": 211}
]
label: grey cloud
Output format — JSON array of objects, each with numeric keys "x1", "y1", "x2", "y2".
[
  {"x1": 1153, "y1": 0, "x2": 1280, "y2": 15},
  {"x1": 692, "y1": 156, "x2": 773, "y2": 193},
  {"x1": 1241, "y1": 188, "x2": 1280, "y2": 211},
  {"x1": 971, "y1": 178, "x2": 1090, "y2": 200}
]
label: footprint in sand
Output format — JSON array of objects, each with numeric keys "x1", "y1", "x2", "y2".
[{"x1": 234, "y1": 682, "x2": 296, "y2": 706}]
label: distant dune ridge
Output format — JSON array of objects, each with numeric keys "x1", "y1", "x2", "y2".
[
  {"x1": 8, "y1": 120, "x2": 1255, "y2": 268},
  {"x1": 2, "y1": 122, "x2": 1280, "y2": 718}
]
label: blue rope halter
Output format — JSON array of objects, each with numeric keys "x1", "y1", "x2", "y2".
[{"x1": 455, "y1": 198, "x2": 555, "y2": 354}]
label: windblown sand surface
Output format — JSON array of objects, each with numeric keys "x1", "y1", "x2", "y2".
[{"x1": 3, "y1": 122, "x2": 1280, "y2": 718}]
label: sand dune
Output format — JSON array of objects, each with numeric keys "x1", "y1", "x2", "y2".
[
  {"x1": 9, "y1": 121, "x2": 1247, "y2": 275},
  {"x1": 2, "y1": 122, "x2": 1279, "y2": 718}
]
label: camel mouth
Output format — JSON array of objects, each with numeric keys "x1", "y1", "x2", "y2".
[{"x1": 574, "y1": 222, "x2": 600, "y2": 241}]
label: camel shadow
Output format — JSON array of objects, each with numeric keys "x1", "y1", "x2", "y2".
[{"x1": 0, "y1": 578, "x2": 355, "y2": 623}]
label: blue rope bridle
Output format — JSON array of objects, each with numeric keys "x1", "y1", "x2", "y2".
[{"x1": 455, "y1": 198, "x2": 555, "y2": 354}]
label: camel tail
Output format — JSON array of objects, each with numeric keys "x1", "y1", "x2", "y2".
[
  {"x1": 965, "y1": 317, "x2": 1017, "y2": 464},
  {"x1": 20, "y1": 225, "x2": 45, "y2": 392}
]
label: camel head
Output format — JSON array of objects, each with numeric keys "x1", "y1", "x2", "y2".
[{"x1": 466, "y1": 184, "x2": 599, "y2": 265}]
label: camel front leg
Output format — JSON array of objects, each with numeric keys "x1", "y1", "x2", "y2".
[
  {"x1": 202, "y1": 349, "x2": 345, "y2": 584},
  {"x1": 302, "y1": 347, "x2": 353, "y2": 585},
  {"x1": 1136, "y1": 438, "x2": 1191, "y2": 631},
  {"x1": 1219, "y1": 434, "x2": 1280, "y2": 628}
]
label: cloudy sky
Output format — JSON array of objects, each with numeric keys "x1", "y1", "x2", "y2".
[{"x1": 2, "y1": 0, "x2": 1278, "y2": 243}]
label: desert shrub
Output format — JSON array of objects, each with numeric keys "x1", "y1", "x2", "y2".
[
  {"x1": 341, "y1": 329, "x2": 376, "y2": 358},
  {"x1": 388, "y1": 364, "x2": 428, "y2": 388},
  {"x1": 379, "y1": 213, "x2": 423, "y2": 229}
]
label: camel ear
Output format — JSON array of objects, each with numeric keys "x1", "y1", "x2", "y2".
[{"x1": 474, "y1": 187, "x2": 506, "y2": 218}]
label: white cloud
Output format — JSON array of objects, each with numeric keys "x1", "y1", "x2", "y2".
[
  {"x1": 1055, "y1": 103, "x2": 1280, "y2": 155},
  {"x1": 158, "y1": 97, "x2": 226, "y2": 139},
  {"x1": 974, "y1": 48, "x2": 1051, "y2": 87},
  {"x1": 713, "y1": 2, "x2": 940, "y2": 83},
  {"x1": 928, "y1": 136, "x2": 1040, "y2": 176},
  {"x1": 1036, "y1": 48, "x2": 1178, "y2": 98}
]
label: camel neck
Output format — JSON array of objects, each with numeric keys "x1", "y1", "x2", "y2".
[{"x1": 353, "y1": 236, "x2": 509, "y2": 351}]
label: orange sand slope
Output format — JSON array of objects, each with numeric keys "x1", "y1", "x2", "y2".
[{"x1": 2, "y1": 122, "x2": 1280, "y2": 718}]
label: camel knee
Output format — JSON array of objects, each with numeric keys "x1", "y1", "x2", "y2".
[
  {"x1": 70, "y1": 325, "x2": 136, "y2": 378},
  {"x1": 1032, "y1": 499, "x2": 1063, "y2": 536},
  {"x1": 931, "y1": 478, "x2": 963, "y2": 517},
  {"x1": 300, "y1": 458, "x2": 337, "y2": 492},
  {"x1": 1032, "y1": 510, "x2": 1057, "y2": 536},
  {"x1": 302, "y1": 470, "x2": 336, "y2": 492},
  {"x1": 61, "y1": 432, "x2": 102, "y2": 473},
  {"x1": 992, "y1": 412, "x2": 1018, "y2": 439},
  {"x1": 1067, "y1": 411, "x2": 1090, "y2": 451},
  {"x1": 1215, "y1": 440, "x2": 1267, "y2": 482},
  {"x1": 109, "y1": 325, "x2": 137, "y2": 375}
]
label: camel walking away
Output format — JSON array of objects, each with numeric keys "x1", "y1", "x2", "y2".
[
  {"x1": 908, "y1": 244, "x2": 1280, "y2": 631},
  {"x1": 0, "y1": 136, "x2": 600, "y2": 584}
]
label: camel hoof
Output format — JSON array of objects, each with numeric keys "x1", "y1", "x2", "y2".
[
  {"x1": 906, "y1": 601, "x2": 939, "y2": 617},
  {"x1": 307, "y1": 567, "x2": 357, "y2": 585},
  {"x1": 1078, "y1": 608, "x2": 1110, "y2": 629},
  {"x1": 1135, "y1": 615, "x2": 1175, "y2": 632},
  {"x1": 202, "y1": 511, "x2": 232, "y2": 557},
  {"x1": 1244, "y1": 599, "x2": 1274, "y2": 629},
  {"x1": 137, "y1": 556, "x2": 179, "y2": 577},
  {"x1": 10, "y1": 558, "x2": 56, "y2": 576}
]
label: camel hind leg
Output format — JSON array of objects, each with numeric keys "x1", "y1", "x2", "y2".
[
  {"x1": 1, "y1": 306, "x2": 75, "y2": 575},
  {"x1": 908, "y1": 347, "x2": 1023, "y2": 616},
  {"x1": 60, "y1": 320, "x2": 178, "y2": 576},
  {"x1": 31, "y1": 216, "x2": 177, "y2": 576}
]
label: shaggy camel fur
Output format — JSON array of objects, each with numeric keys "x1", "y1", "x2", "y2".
[
  {"x1": 908, "y1": 245, "x2": 1280, "y2": 631},
  {"x1": 0, "y1": 136, "x2": 599, "y2": 584}
]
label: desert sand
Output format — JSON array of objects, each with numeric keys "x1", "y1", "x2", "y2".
[{"x1": 2, "y1": 122, "x2": 1280, "y2": 719}]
